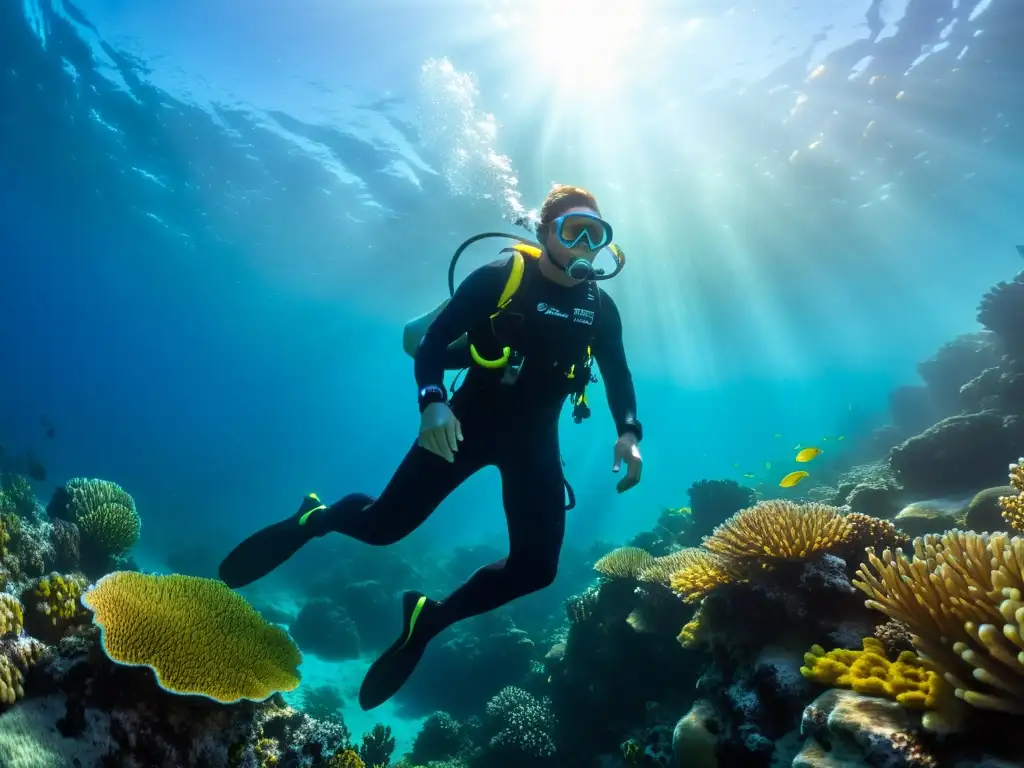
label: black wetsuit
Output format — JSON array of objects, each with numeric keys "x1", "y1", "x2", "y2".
[{"x1": 317, "y1": 254, "x2": 640, "y2": 633}]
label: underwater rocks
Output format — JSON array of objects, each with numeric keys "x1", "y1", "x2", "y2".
[
  {"x1": 673, "y1": 700, "x2": 719, "y2": 768},
  {"x1": 978, "y1": 271, "x2": 1024, "y2": 368},
  {"x1": 832, "y1": 462, "x2": 903, "y2": 520},
  {"x1": 794, "y1": 689, "x2": 936, "y2": 768},
  {"x1": 888, "y1": 410, "x2": 1024, "y2": 497},
  {"x1": 683, "y1": 480, "x2": 756, "y2": 547},
  {"x1": 916, "y1": 332, "x2": 1001, "y2": 417}
]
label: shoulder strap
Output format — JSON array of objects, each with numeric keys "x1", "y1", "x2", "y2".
[{"x1": 494, "y1": 244, "x2": 540, "y2": 310}]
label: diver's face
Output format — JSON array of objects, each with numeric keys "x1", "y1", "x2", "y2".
[{"x1": 542, "y1": 205, "x2": 600, "y2": 284}]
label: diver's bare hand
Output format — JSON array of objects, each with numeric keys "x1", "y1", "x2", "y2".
[
  {"x1": 418, "y1": 402, "x2": 463, "y2": 462},
  {"x1": 612, "y1": 433, "x2": 643, "y2": 493}
]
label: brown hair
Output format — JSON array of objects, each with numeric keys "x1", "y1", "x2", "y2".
[{"x1": 538, "y1": 184, "x2": 600, "y2": 225}]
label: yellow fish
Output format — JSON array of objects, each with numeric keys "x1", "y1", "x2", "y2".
[
  {"x1": 837, "y1": 435, "x2": 845, "y2": 441},
  {"x1": 795, "y1": 447, "x2": 822, "y2": 462},
  {"x1": 780, "y1": 470, "x2": 809, "y2": 488},
  {"x1": 743, "y1": 473, "x2": 756, "y2": 479}
]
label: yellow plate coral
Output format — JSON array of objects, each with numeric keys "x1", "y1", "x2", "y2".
[{"x1": 82, "y1": 571, "x2": 302, "y2": 703}]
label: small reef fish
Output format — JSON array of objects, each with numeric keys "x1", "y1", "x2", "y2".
[
  {"x1": 743, "y1": 473, "x2": 756, "y2": 479},
  {"x1": 765, "y1": 461, "x2": 772, "y2": 470},
  {"x1": 795, "y1": 447, "x2": 822, "y2": 462},
  {"x1": 780, "y1": 470, "x2": 809, "y2": 488}
]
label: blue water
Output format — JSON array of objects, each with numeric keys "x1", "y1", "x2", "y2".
[{"x1": 1, "y1": 0, "x2": 1022, "y2": 752}]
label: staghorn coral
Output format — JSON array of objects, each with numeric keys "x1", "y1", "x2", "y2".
[
  {"x1": 20, "y1": 571, "x2": 90, "y2": 643},
  {"x1": 593, "y1": 546, "x2": 655, "y2": 580},
  {"x1": 800, "y1": 636, "x2": 946, "y2": 710},
  {"x1": 702, "y1": 500, "x2": 850, "y2": 565},
  {"x1": 666, "y1": 549, "x2": 745, "y2": 603},
  {"x1": 81, "y1": 571, "x2": 302, "y2": 703},
  {"x1": 0, "y1": 593, "x2": 23, "y2": 637},
  {"x1": 47, "y1": 477, "x2": 141, "y2": 559},
  {"x1": 1000, "y1": 457, "x2": 1024, "y2": 532},
  {"x1": 854, "y1": 530, "x2": 1024, "y2": 714}
]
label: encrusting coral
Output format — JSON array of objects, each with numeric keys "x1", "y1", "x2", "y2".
[
  {"x1": 999, "y1": 457, "x2": 1024, "y2": 532},
  {"x1": 81, "y1": 571, "x2": 302, "y2": 703},
  {"x1": 853, "y1": 529, "x2": 1024, "y2": 714},
  {"x1": 800, "y1": 636, "x2": 947, "y2": 709}
]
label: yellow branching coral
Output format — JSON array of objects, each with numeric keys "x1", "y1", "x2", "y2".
[
  {"x1": 1000, "y1": 458, "x2": 1024, "y2": 532},
  {"x1": 666, "y1": 549, "x2": 745, "y2": 603},
  {"x1": 801, "y1": 636, "x2": 946, "y2": 709},
  {"x1": 853, "y1": 530, "x2": 1024, "y2": 714},
  {"x1": 21, "y1": 572, "x2": 90, "y2": 643},
  {"x1": 81, "y1": 571, "x2": 302, "y2": 703},
  {"x1": 703, "y1": 500, "x2": 851, "y2": 564},
  {"x1": 0, "y1": 594, "x2": 23, "y2": 637},
  {"x1": 593, "y1": 547, "x2": 655, "y2": 580}
]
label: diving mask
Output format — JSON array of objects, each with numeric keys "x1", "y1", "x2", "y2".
[{"x1": 545, "y1": 212, "x2": 623, "y2": 282}]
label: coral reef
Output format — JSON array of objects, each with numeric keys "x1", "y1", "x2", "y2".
[
  {"x1": 46, "y1": 477, "x2": 141, "y2": 577},
  {"x1": 358, "y1": 723, "x2": 396, "y2": 767},
  {"x1": 978, "y1": 271, "x2": 1024, "y2": 367},
  {"x1": 854, "y1": 530, "x2": 1024, "y2": 714},
  {"x1": 82, "y1": 571, "x2": 302, "y2": 703},
  {"x1": 999, "y1": 458, "x2": 1024, "y2": 532},
  {"x1": 481, "y1": 685, "x2": 556, "y2": 765},
  {"x1": 800, "y1": 636, "x2": 946, "y2": 710},
  {"x1": 20, "y1": 572, "x2": 91, "y2": 644}
]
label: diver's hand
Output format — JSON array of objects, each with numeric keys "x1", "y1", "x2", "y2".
[
  {"x1": 612, "y1": 433, "x2": 643, "y2": 493},
  {"x1": 418, "y1": 402, "x2": 463, "y2": 462}
]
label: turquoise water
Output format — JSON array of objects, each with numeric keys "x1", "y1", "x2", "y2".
[{"x1": 1, "y1": 0, "x2": 1021, "y2": 754}]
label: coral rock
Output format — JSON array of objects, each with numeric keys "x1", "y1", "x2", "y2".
[
  {"x1": 672, "y1": 699, "x2": 719, "y2": 768},
  {"x1": 796, "y1": 689, "x2": 935, "y2": 768},
  {"x1": 891, "y1": 497, "x2": 970, "y2": 537},
  {"x1": 889, "y1": 411, "x2": 1024, "y2": 497}
]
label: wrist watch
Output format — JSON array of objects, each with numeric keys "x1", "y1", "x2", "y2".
[
  {"x1": 418, "y1": 384, "x2": 447, "y2": 412},
  {"x1": 620, "y1": 418, "x2": 643, "y2": 442}
]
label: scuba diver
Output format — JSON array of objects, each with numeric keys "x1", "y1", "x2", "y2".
[{"x1": 219, "y1": 184, "x2": 643, "y2": 710}]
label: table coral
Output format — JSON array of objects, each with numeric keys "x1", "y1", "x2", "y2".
[{"x1": 81, "y1": 571, "x2": 302, "y2": 703}]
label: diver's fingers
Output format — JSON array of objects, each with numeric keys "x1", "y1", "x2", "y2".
[
  {"x1": 434, "y1": 427, "x2": 456, "y2": 462},
  {"x1": 444, "y1": 420, "x2": 460, "y2": 450},
  {"x1": 454, "y1": 417, "x2": 464, "y2": 442},
  {"x1": 628, "y1": 457, "x2": 643, "y2": 483}
]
